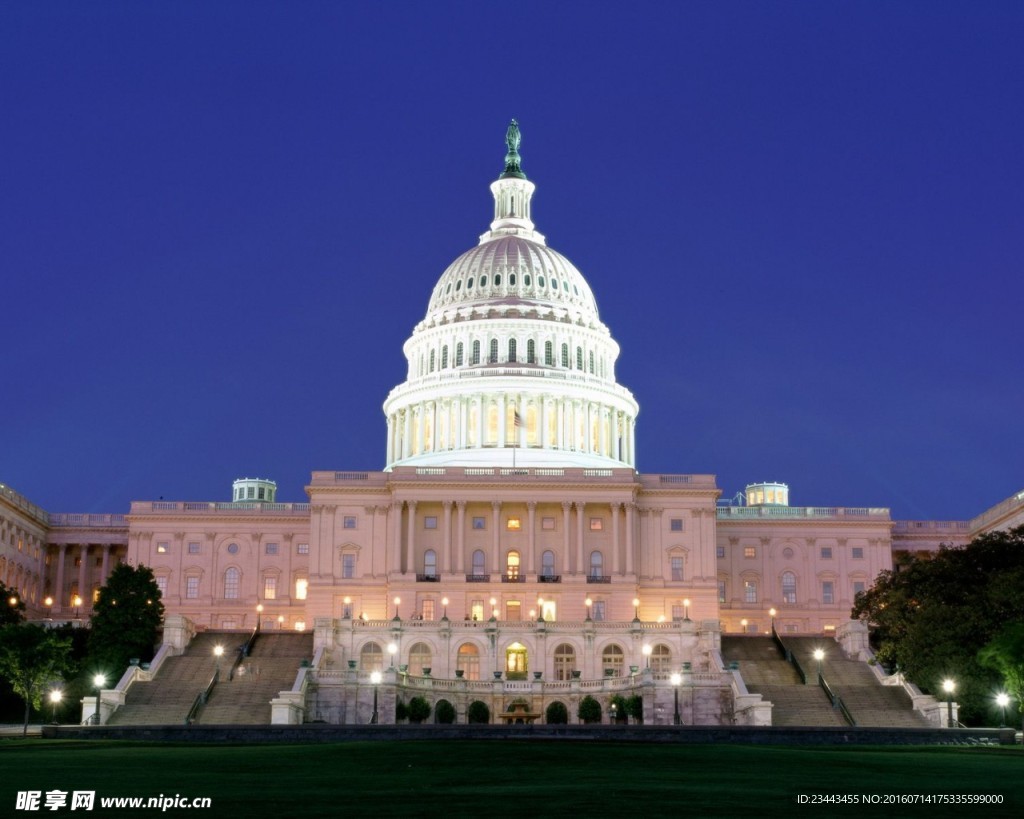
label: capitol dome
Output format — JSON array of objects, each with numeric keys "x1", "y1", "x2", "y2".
[{"x1": 383, "y1": 121, "x2": 639, "y2": 470}]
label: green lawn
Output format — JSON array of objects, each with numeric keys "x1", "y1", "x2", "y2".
[{"x1": 1, "y1": 740, "x2": 1020, "y2": 817}]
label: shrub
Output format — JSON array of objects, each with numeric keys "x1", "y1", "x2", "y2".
[
  {"x1": 467, "y1": 700, "x2": 490, "y2": 724},
  {"x1": 407, "y1": 696, "x2": 431, "y2": 724},
  {"x1": 609, "y1": 694, "x2": 629, "y2": 722},
  {"x1": 434, "y1": 699, "x2": 456, "y2": 724},
  {"x1": 545, "y1": 701, "x2": 569, "y2": 724},
  {"x1": 577, "y1": 695, "x2": 601, "y2": 724},
  {"x1": 627, "y1": 694, "x2": 644, "y2": 723},
  {"x1": 395, "y1": 699, "x2": 408, "y2": 722}
]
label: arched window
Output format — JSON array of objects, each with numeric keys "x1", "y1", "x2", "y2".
[
  {"x1": 561, "y1": 343, "x2": 569, "y2": 368},
  {"x1": 554, "y1": 643, "x2": 576, "y2": 681},
  {"x1": 651, "y1": 644, "x2": 672, "y2": 672},
  {"x1": 471, "y1": 340, "x2": 481, "y2": 365},
  {"x1": 457, "y1": 643, "x2": 480, "y2": 680},
  {"x1": 224, "y1": 567, "x2": 240, "y2": 599},
  {"x1": 429, "y1": 350, "x2": 436, "y2": 372},
  {"x1": 509, "y1": 273, "x2": 517, "y2": 286},
  {"x1": 408, "y1": 642, "x2": 432, "y2": 676},
  {"x1": 527, "y1": 339, "x2": 536, "y2": 364},
  {"x1": 544, "y1": 341, "x2": 553, "y2": 366},
  {"x1": 782, "y1": 571, "x2": 797, "y2": 604},
  {"x1": 589, "y1": 550, "x2": 604, "y2": 579},
  {"x1": 588, "y1": 350, "x2": 594, "y2": 374},
  {"x1": 508, "y1": 339, "x2": 517, "y2": 363},
  {"x1": 423, "y1": 549, "x2": 437, "y2": 579},
  {"x1": 602, "y1": 644, "x2": 625, "y2": 677},
  {"x1": 456, "y1": 342, "x2": 464, "y2": 367},
  {"x1": 541, "y1": 550, "x2": 556, "y2": 578},
  {"x1": 576, "y1": 347, "x2": 583, "y2": 370},
  {"x1": 506, "y1": 550, "x2": 520, "y2": 580},
  {"x1": 489, "y1": 339, "x2": 498, "y2": 363},
  {"x1": 360, "y1": 642, "x2": 383, "y2": 672},
  {"x1": 472, "y1": 550, "x2": 486, "y2": 575},
  {"x1": 441, "y1": 346, "x2": 449, "y2": 369}
]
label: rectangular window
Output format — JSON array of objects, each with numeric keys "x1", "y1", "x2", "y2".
[
  {"x1": 188, "y1": 542, "x2": 200, "y2": 555},
  {"x1": 587, "y1": 517, "x2": 602, "y2": 532},
  {"x1": 472, "y1": 517, "x2": 486, "y2": 530},
  {"x1": 822, "y1": 581, "x2": 834, "y2": 604},
  {"x1": 297, "y1": 542, "x2": 309, "y2": 555},
  {"x1": 851, "y1": 547, "x2": 864, "y2": 559},
  {"x1": 593, "y1": 600, "x2": 606, "y2": 621},
  {"x1": 185, "y1": 576, "x2": 199, "y2": 599},
  {"x1": 295, "y1": 578, "x2": 308, "y2": 600},
  {"x1": 263, "y1": 576, "x2": 277, "y2": 599},
  {"x1": 716, "y1": 545, "x2": 726, "y2": 559},
  {"x1": 541, "y1": 517, "x2": 555, "y2": 531},
  {"x1": 671, "y1": 604, "x2": 685, "y2": 621},
  {"x1": 343, "y1": 516, "x2": 357, "y2": 529},
  {"x1": 820, "y1": 546, "x2": 833, "y2": 559},
  {"x1": 670, "y1": 518, "x2": 684, "y2": 532},
  {"x1": 342, "y1": 554, "x2": 356, "y2": 579},
  {"x1": 156, "y1": 576, "x2": 168, "y2": 595},
  {"x1": 852, "y1": 580, "x2": 866, "y2": 596},
  {"x1": 471, "y1": 599, "x2": 484, "y2": 621},
  {"x1": 744, "y1": 580, "x2": 757, "y2": 603},
  {"x1": 424, "y1": 516, "x2": 437, "y2": 530},
  {"x1": 743, "y1": 546, "x2": 757, "y2": 559},
  {"x1": 718, "y1": 580, "x2": 726, "y2": 603},
  {"x1": 505, "y1": 601, "x2": 521, "y2": 621},
  {"x1": 670, "y1": 556, "x2": 684, "y2": 581},
  {"x1": 506, "y1": 518, "x2": 521, "y2": 531},
  {"x1": 156, "y1": 542, "x2": 168, "y2": 554},
  {"x1": 266, "y1": 543, "x2": 279, "y2": 555},
  {"x1": 258, "y1": 487, "x2": 266, "y2": 500},
  {"x1": 421, "y1": 599, "x2": 435, "y2": 621}
]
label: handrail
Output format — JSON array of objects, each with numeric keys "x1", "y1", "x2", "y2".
[
  {"x1": 229, "y1": 623, "x2": 260, "y2": 681},
  {"x1": 818, "y1": 672, "x2": 857, "y2": 726},
  {"x1": 771, "y1": 624, "x2": 806, "y2": 685},
  {"x1": 184, "y1": 668, "x2": 219, "y2": 725}
]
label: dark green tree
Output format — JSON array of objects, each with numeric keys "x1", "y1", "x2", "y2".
[
  {"x1": 626, "y1": 694, "x2": 644, "y2": 723},
  {"x1": 979, "y1": 622, "x2": 1024, "y2": 731},
  {"x1": 467, "y1": 700, "x2": 490, "y2": 724},
  {"x1": 0, "y1": 624, "x2": 74, "y2": 736},
  {"x1": 0, "y1": 581, "x2": 27, "y2": 626},
  {"x1": 852, "y1": 525, "x2": 1024, "y2": 723},
  {"x1": 395, "y1": 699, "x2": 409, "y2": 722},
  {"x1": 407, "y1": 695, "x2": 431, "y2": 723},
  {"x1": 88, "y1": 563, "x2": 164, "y2": 676},
  {"x1": 577, "y1": 694, "x2": 601, "y2": 723},
  {"x1": 544, "y1": 701, "x2": 568, "y2": 724},
  {"x1": 609, "y1": 694, "x2": 629, "y2": 723},
  {"x1": 434, "y1": 698, "x2": 456, "y2": 724}
]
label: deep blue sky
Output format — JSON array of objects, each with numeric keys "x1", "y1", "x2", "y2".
[{"x1": 3, "y1": 2, "x2": 1021, "y2": 521}]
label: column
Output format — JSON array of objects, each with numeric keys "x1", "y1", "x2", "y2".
[
  {"x1": 585, "y1": 403, "x2": 593, "y2": 454},
  {"x1": 625, "y1": 504, "x2": 635, "y2": 575},
  {"x1": 442, "y1": 501, "x2": 453, "y2": 574},
  {"x1": 386, "y1": 415, "x2": 395, "y2": 464},
  {"x1": 629, "y1": 417, "x2": 636, "y2": 466},
  {"x1": 455, "y1": 501, "x2": 467, "y2": 573},
  {"x1": 611, "y1": 502, "x2": 621, "y2": 575},
  {"x1": 556, "y1": 398, "x2": 564, "y2": 450},
  {"x1": 402, "y1": 409, "x2": 413, "y2": 459},
  {"x1": 405, "y1": 500, "x2": 417, "y2": 575},
  {"x1": 391, "y1": 503, "x2": 403, "y2": 575},
  {"x1": 54, "y1": 545, "x2": 67, "y2": 613},
  {"x1": 491, "y1": 501, "x2": 501, "y2": 573},
  {"x1": 527, "y1": 502, "x2": 537, "y2": 574},
  {"x1": 561, "y1": 502, "x2": 572, "y2": 573},
  {"x1": 101, "y1": 545, "x2": 112, "y2": 585},
  {"x1": 575, "y1": 502, "x2": 585, "y2": 574},
  {"x1": 497, "y1": 393, "x2": 506, "y2": 448},
  {"x1": 417, "y1": 402, "x2": 426, "y2": 455},
  {"x1": 78, "y1": 544, "x2": 89, "y2": 609}
]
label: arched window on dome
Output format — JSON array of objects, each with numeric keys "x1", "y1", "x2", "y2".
[
  {"x1": 480, "y1": 275, "x2": 487, "y2": 288},
  {"x1": 509, "y1": 273, "x2": 517, "y2": 286},
  {"x1": 429, "y1": 350, "x2": 436, "y2": 373},
  {"x1": 527, "y1": 340, "x2": 536, "y2": 364},
  {"x1": 494, "y1": 274, "x2": 501, "y2": 286},
  {"x1": 441, "y1": 346, "x2": 449, "y2": 369},
  {"x1": 576, "y1": 347, "x2": 583, "y2": 370},
  {"x1": 545, "y1": 341, "x2": 553, "y2": 366},
  {"x1": 508, "y1": 339, "x2": 517, "y2": 363},
  {"x1": 538, "y1": 275, "x2": 546, "y2": 288},
  {"x1": 561, "y1": 344, "x2": 569, "y2": 368},
  {"x1": 489, "y1": 339, "x2": 498, "y2": 364},
  {"x1": 588, "y1": 351, "x2": 594, "y2": 374},
  {"x1": 456, "y1": 343, "x2": 464, "y2": 367},
  {"x1": 467, "y1": 277, "x2": 474, "y2": 290},
  {"x1": 471, "y1": 340, "x2": 480, "y2": 365},
  {"x1": 524, "y1": 274, "x2": 531, "y2": 286}
]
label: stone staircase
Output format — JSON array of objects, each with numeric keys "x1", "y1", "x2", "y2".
[
  {"x1": 196, "y1": 633, "x2": 313, "y2": 725},
  {"x1": 782, "y1": 636, "x2": 930, "y2": 728},
  {"x1": 107, "y1": 632, "x2": 229, "y2": 725}
]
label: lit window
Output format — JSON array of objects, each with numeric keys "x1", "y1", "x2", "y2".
[
  {"x1": 671, "y1": 556, "x2": 684, "y2": 581},
  {"x1": 822, "y1": 581, "x2": 835, "y2": 604},
  {"x1": 506, "y1": 551, "x2": 520, "y2": 579},
  {"x1": 781, "y1": 571, "x2": 797, "y2": 604},
  {"x1": 457, "y1": 643, "x2": 480, "y2": 680},
  {"x1": 554, "y1": 643, "x2": 576, "y2": 680},
  {"x1": 421, "y1": 599, "x2": 435, "y2": 621},
  {"x1": 718, "y1": 580, "x2": 727, "y2": 603},
  {"x1": 540, "y1": 599, "x2": 556, "y2": 620},
  {"x1": 342, "y1": 554, "x2": 356, "y2": 579},
  {"x1": 266, "y1": 543, "x2": 279, "y2": 555},
  {"x1": 744, "y1": 546, "x2": 757, "y2": 559},
  {"x1": 744, "y1": 580, "x2": 757, "y2": 603},
  {"x1": 820, "y1": 546, "x2": 833, "y2": 559},
  {"x1": 851, "y1": 547, "x2": 864, "y2": 559},
  {"x1": 156, "y1": 542, "x2": 168, "y2": 554},
  {"x1": 471, "y1": 599, "x2": 484, "y2": 621},
  {"x1": 295, "y1": 578, "x2": 308, "y2": 600},
  {"x1": 670, "y1": 518, "x2": 684, "y2": 532},
  {"x1": 589, "y1": 518, "x2": 602, "y2": 531},
  {"x1": 343, "y1": 516, "x2": 357, "y2": 529},
  {"x1": 263, "y1": 576, "x2": 277, "y2": 600},
  {"x1": 541, "y1": 516, "x2": 555, "y2": 530},
  {"x1": 716, "y1": 545, "x2": 726, "y2": 559},
  {"x1": 297, "y1": 543, "x2": 309, "y2": 555},
  {"x1": 424, "y1": 516, "x2": 437, "y2": 530},
  {"x1": 506, "y1": 518, "x2": 521, "y2": 531},
  {"x1": 472, "y1": 517, "x2": 486, "y2": 530}
]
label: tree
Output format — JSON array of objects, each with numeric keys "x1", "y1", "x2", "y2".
[
  {"x1": 577, "y1": 694, "x2": 601, "y2": 724},
  {"x1": 852, "y1": 526, "x2": 1024, "y2": 723},
  {"x1": 0, "y1": 624, "x2": 74, "y2": 736},
  {"x1": 979, "y1": 622, "x2": 1024, "y2": 731},
  {"x1": 0, "y1": 581, "x2": 27, "y2": 626},
  {"x1": 88, "y1": 563, "x2": 164, "y2": 676},
  {"x1": 609, "y1": 694, "x2": 629, "y2": 723},
  {"x1": 626, "y1": 694, "x2": 644, "y2": 724},
  {"x1": 407, "y1": 696, "x2": 431, "y2": 723},
  {"x1": 545, "y1": 701, "x2": 568, "y2": 724},
  {"x1": 467, "y1": 700, "x2": 490, "y2": 724},
  {"x1": 434, "y1": 699, "x2": 456, "y2": 724}
]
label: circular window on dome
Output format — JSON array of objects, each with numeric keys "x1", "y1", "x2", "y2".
[
  {"x1": 524, "y1": 274, "x2": 531, "y2": 286},
  {"x1": 509, "y1": 273, "x2": 517, "y2": 286},
  {"x1": 467, "y1": 277, "x2": 474, "y2": 289},
  {"x1": 480, "y1": 275, "x2": 487, "y2": 287},
  {"x1": 227, "y1": 543, "x2": 239, "y2": 555},
  {"x1": 456, "y1": 280, "x2": 462, "y2": 291}
]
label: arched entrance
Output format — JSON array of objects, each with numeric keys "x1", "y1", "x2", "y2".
[{"x1": 505, "y1": 642, "x2": 528, "y2": 680}]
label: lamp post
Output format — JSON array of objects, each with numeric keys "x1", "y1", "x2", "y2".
[
  {"x1": 49, "y1": 689, "x2": 62, "y2": 725},
  {"x1": 92, "y1": 674, "x2": 106, "y2": 726},
  {"x1": 996, "y1": 693, "x2": 1009, "y2": 728},
  {"x1": 370, "y1": 670, "x2": 382, "y2": 724},
  {"x1": 610, "y1": 702, "x2": 618, "y2": 724},
  {"x1": 256, "y1": 603, "x2": 264, "y2": 633},
  {"x1": 740, "y1": 618, "x2": 748, "y2": 633},
  {"x1": 537, "y1": 597, "x2": 545, "y2": 622},
  {"x1": 632, "y1": 598, "x2": 640, "y2": 622},
  {"x1": 943, "y1": 679, "x2": 955, "y2": 728},
  {"x1": 393, "y1": 596, "x2": 401, "y2": 620},
  {"x1": 769, "y1": 608, "x2": 777, "y2": 633},
  {"x1": 682, "y1": 598, "x2": 690, "y2": 621},
  {"x1": 343, "y1": 596, "x2": 351, "y2": 619},
  {"x1": 585, "y1": 597, "x2": 593, "y2": 621},
  {"x1": 213, "y1": 644, "x2": 224, "y2": 675},
  {"x1": 642, "y1": 644, "x2": 652, "y2": 669},
  {"x1": 813, "y1": 648, "x2": 824, "y2": 682},
  {"x1": 489, "y1": 597, "x2": 498, "y2": 622},
  {"x1": 441, "y1": 597, "x2": 449, "y2": 621},
  {"x1": 73, "y1": 595, "x2": 82, "y2": 620},
  {"x1": 387, "y1": 641, "x2": 398, "y2": 668},
  {"x1": 671, "y1": 672, "x2": 682, "y2": 725},
  {"x1": 277, "y1": 615, "x2": 285, "y2": 629}
]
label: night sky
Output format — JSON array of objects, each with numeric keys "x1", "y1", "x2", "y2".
[{"x1": 3, "y1": 2, "x2": 1021, "y2": 522}]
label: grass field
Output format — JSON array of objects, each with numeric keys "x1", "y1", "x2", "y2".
[{"x1": 1, "y1": 740, "x2": 1020, "y2": 817}]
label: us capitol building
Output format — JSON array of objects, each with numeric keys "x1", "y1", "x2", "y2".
[{"x1": 3, "y1": 122, "x2": 1022, "y2": 726}]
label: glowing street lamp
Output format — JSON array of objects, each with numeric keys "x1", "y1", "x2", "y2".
[
  {"x1": 256, "y1": 603, "x2": 264, "y2": 633},
  {"x1": 92, "y1": 674, "x2": 106, "y2": 726},
  {"x1": 277, "y1": 615, "x2": 285, "y2": 629},
  {"x1": 343, "y1": 596, "x2": 352, "y2": 619},
  {"x1": 393, "y1": 596, "x2": 401, "y2": 620},
  {"x1": 585, "y1": 597, "x2": 593, "y2": 621},
  {"x1": 387, "y1": 641, "x2": 398, "y2": 668},
  {"x1": 537, "y1": 597, "x2": 545, "y2": 622},
  {"x1": 813, "y1": 648, "x2": 825, "y2": 681},
  {"x1": 682, "y1": 598, "x2": 690, "y2": 621},
  {"x1": 49, "y1": 689, "x2": 63, "y2": 725},
  {"x1": 996, "y1": 693, "x2": 1010, "y2": 728},
  {"x1": 489, "y1": 597, "x2": 498, "y2": 622},
  {"x1": 73, "y1": 595, "x2": 82, "y2": 619},
  {"x1": 769, "y1": 608, "x2": 777, "y2": 632},
  {"x1": 370, "y1": 670, "x2": 382, "y2": 724},
  {"x1": 441, "y1": 597, "x2": 449, "y2": 621},
  {"x1": 213, "y1": 644, "x2": 224, "y2": 674},
  {"x1": 943, "y1": 679, "x2": 955, "y2": 728},
  {"x1": 642, "y1": 644, "x2": 652, "y2": 669},
  {"x1": 632, "y1": 598, "x2": 640, "y2": 622},
  {"x1": 671, "y1": 672, "x2": 682, "y2": 725}
]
